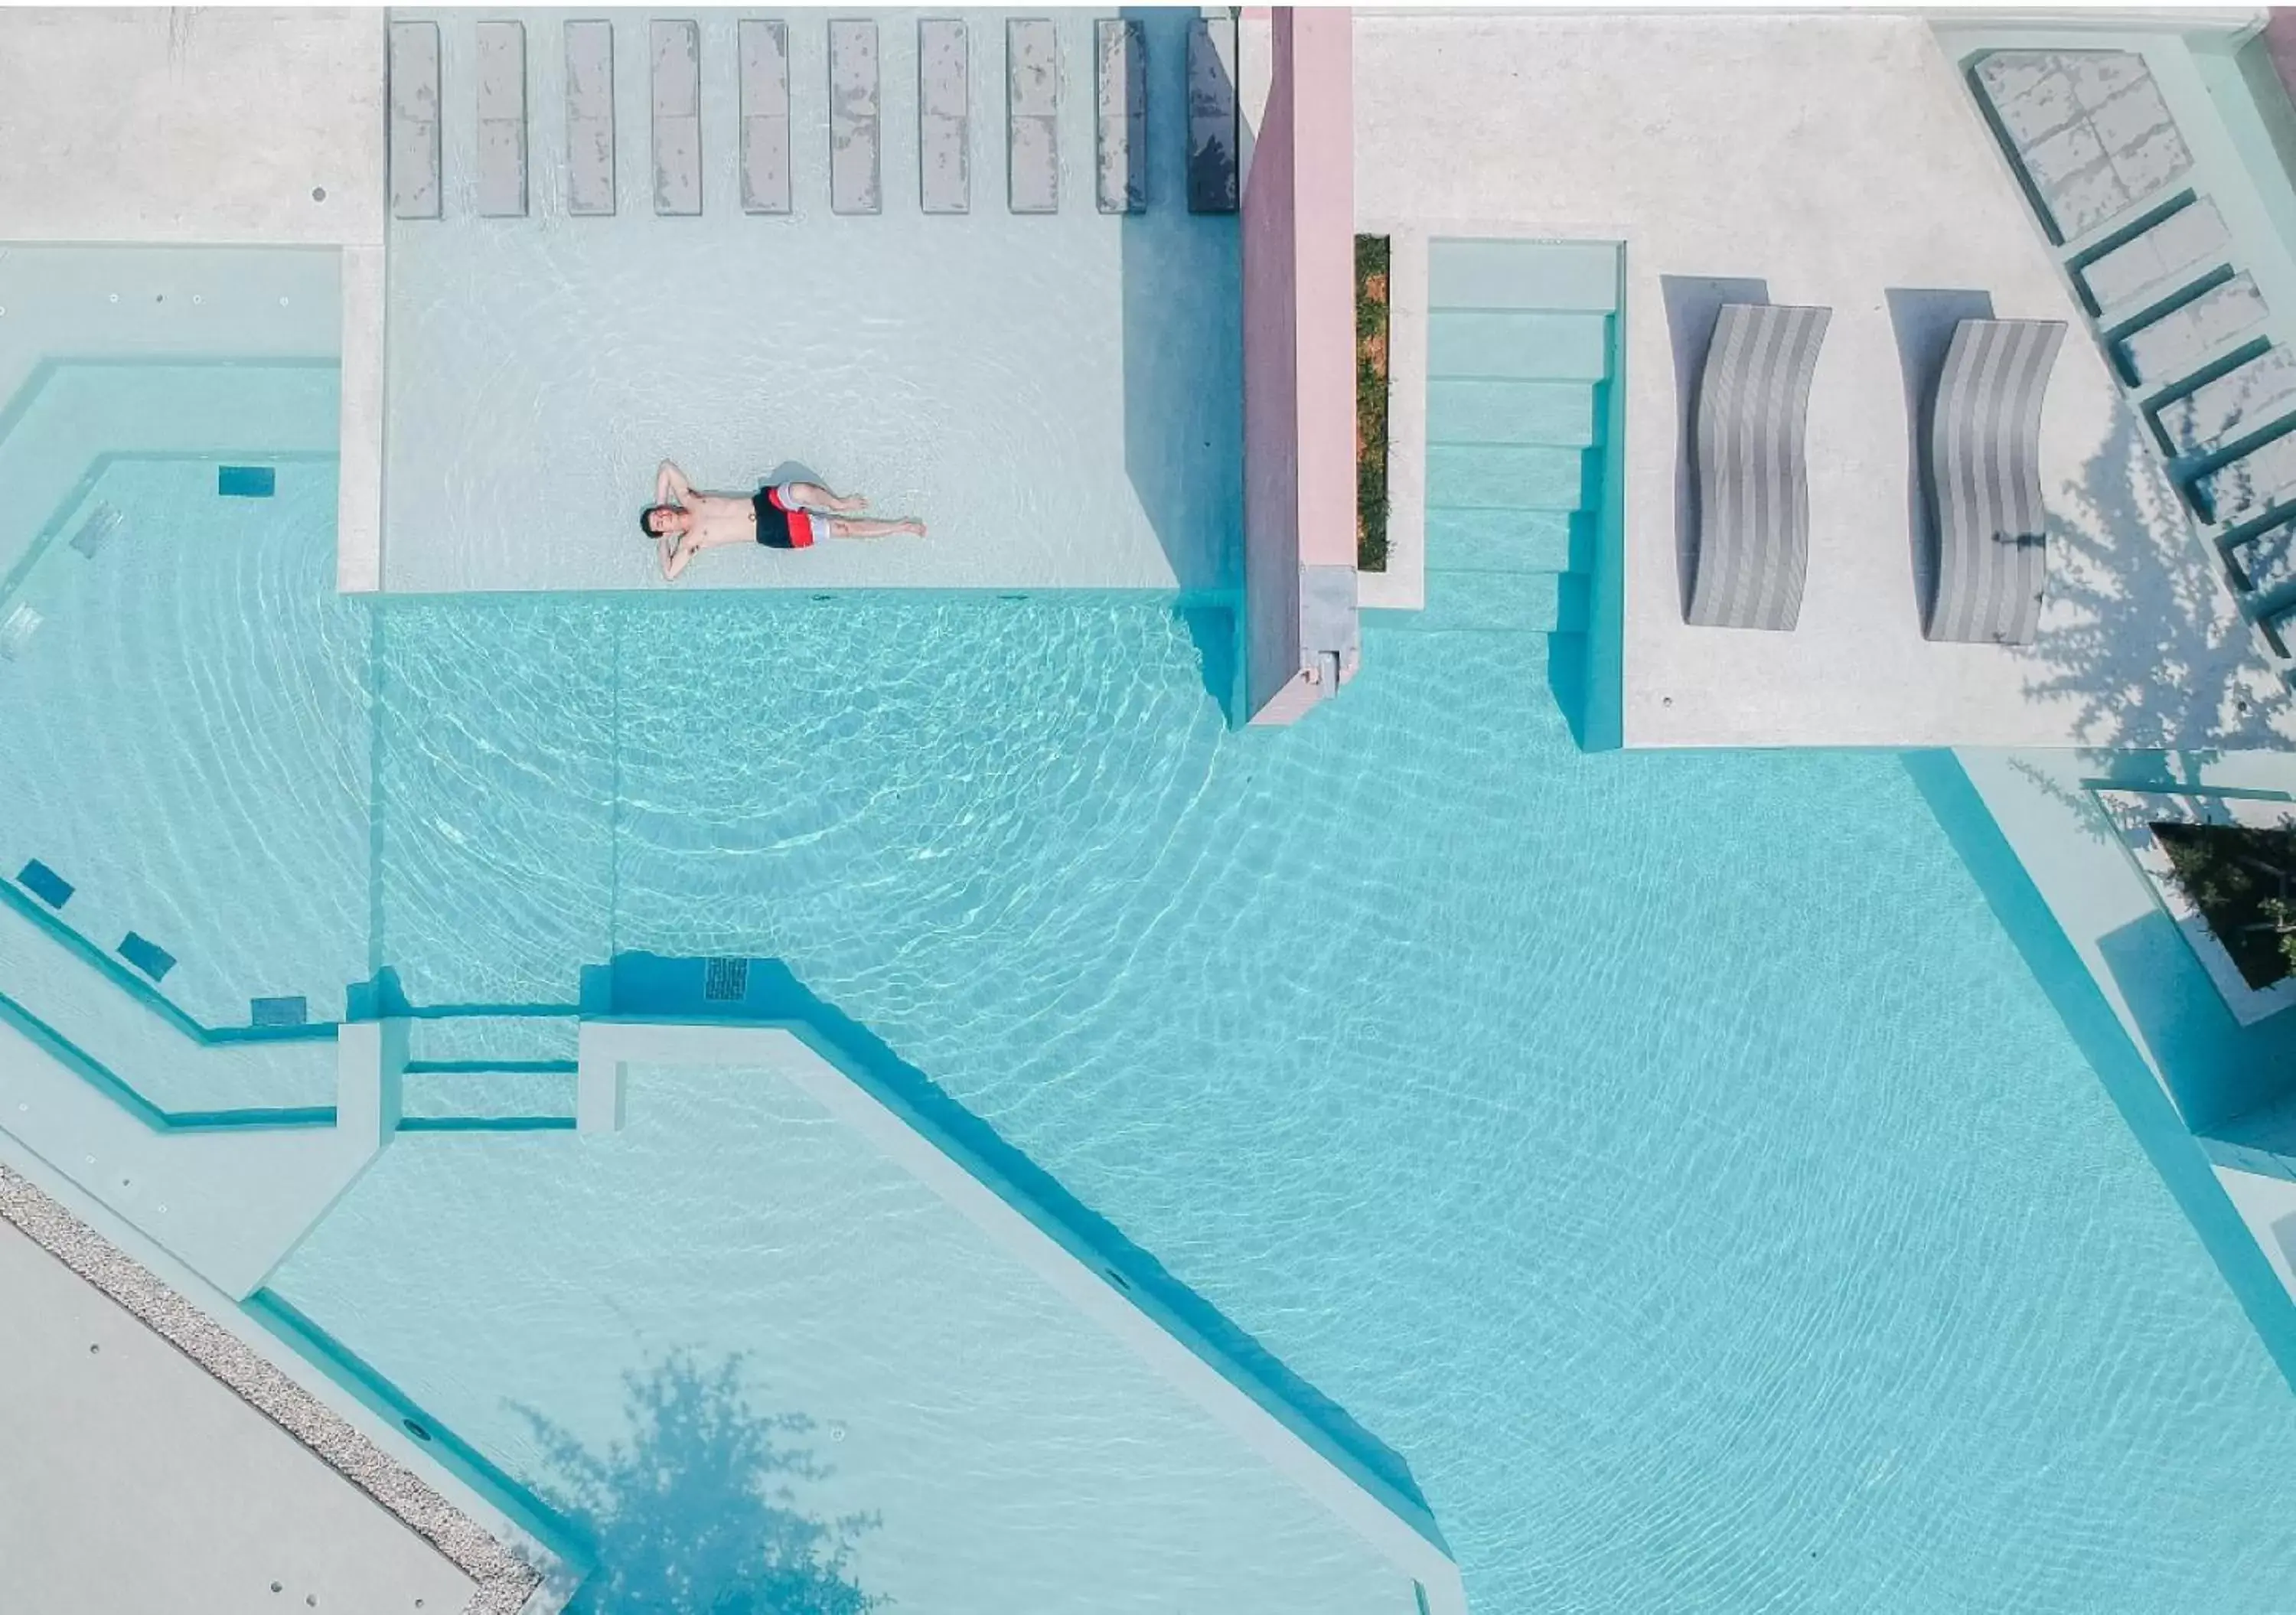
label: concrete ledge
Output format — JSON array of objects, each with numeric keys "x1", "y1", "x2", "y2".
[
  {"x1": 576, "y1": 1014, "x2": 1465, "y2": 1615},
  {"x1": 338, "y1": 245, "x2": 386, "y2": 592}
]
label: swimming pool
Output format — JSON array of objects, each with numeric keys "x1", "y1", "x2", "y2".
[
  {"x1": 2, "y1": 423, "x2": 2295, "y2": 1606},
  {"x1": 5, "y1": 213, "x2": 2296, "y2": 1615}
]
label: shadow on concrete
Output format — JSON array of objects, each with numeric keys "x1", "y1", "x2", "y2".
[
  {"x1": 1660, "y1": 276, "x2": 1767, "y2": 618},
  {"x1": 521, "y1": 1350, "x2": 885, "y2": 1615},
  {"x1": 583, "y1": 951, "x2": 1440, "y2": 1532},
  {"x1": 1886, "y1": 288, "x2": 1995, "y2": 634},
  {"x1": 1120, "y1": 8, "x2": 1243, "y2": 601},
  {"x1": 1905, "y1": 749, "x2": 2296, "y2": 1392},
  {"x1": 2020, "y1": 409, "x2": 2284, "y2": 749}
]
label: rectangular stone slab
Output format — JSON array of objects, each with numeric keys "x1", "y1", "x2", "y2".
[
  {"x1": 475, "y1": 21, "x2": 527, "y2": 217},
  {"x1": 2232, "y1": 519, "x2": 2296, "y2": 595},
  {"x1": 739, "y1": 19, "x2": 791, "y2": 214},
  {"x1": 651, "y1": 19, "x2": 703, "y2": 217},
  {"x1": 2195, "y1": 426, "x2": 2296, "y2": 524},
  {"x1": 2116, "y1": 272, "x2": 2267, "y2": 388},
  {"x1": 565, "y1": 19, "x2": 616, "y2": 217},
  {"x1": 2158, "y1": 345, "x2": 2296, "y2": 457},
  {"x1": 2079, "y1": 197, "x2": 2227, "y2": 318},
  {"x1": 1096, "y1": 19, "x2": 1145, "y2": 214},
  {"x1": 918, "y1": 19, "x2": 969, "y2": 214},
  {"x1": 1186, "y1": 15, "x2": 1238, "y2": 214},
  {"x1": 388, "y1": 21, "x2": 441, "y2": 219},
  {"x1": 829, "y1": 19, "x2": 882, "y2": 214},
  {"x1": 1008, "y1": 18, "x2": 1059, "y2": 214}
]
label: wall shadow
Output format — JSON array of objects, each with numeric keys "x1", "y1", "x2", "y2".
[
  {"x1": 1179, "y1": 601, "x2": 1238, "y2": 715},
  {"x1": 1659, "y1": 275, "x2": 1767, "y2": 616},
  {"x1": 519, "y1": 1350, "x2": 885, "y2": 1615},
  {"x1": 2095, "y1": 909, "x2": 2296, "y2": 1130},
  {"x1": 1120, "y1": 8, "x2": 1243, "y2": 603},
  {"x1": 1885, "y1": 289, "x2": 1995, "y2": 635}
]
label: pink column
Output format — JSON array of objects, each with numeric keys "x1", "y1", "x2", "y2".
[{"x1": 1241, "y1": 8, "x2": 1356, "y2": 726}]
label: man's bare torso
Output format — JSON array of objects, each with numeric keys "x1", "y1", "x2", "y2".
[{"x1": 676, "y1": 488, "x2": 760, "y2": 552}]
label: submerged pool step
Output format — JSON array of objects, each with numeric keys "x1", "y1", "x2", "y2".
[
  {"x1": 1427, "y1": 378, "x2": 1598, "y2": 449},
  {"x1": 1428, "y1": 310, "x2": 1613, "y2": 383},
  {"x1": 403, "y1": 1013, "x2": 579, "y2": 1067},
  {"x1": 1424, "y1": 508, "x2": 1587, "y2": 573},
  {"x1": 1393, "y1": 569, "x2": 1590, "y2": 633},
  {"x1": 1424, "y1": 444, "x2": 1594, "y2": 511},
  {"x1": 400, "y1": 1065, "x2": 578, "y2": 1127}
]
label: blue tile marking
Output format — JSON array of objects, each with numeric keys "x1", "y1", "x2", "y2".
[
  {"x1": 250, "y1": 994, "x2": 309, "y2": 1028},
  {"x1": 217, "y1": 465, "x2": 276, "y2": 498},
  {"x1": 118, "y1": 931, "x2": 176, "y2": 983},
  {"x1": 17, "y1": 860, "x2": 71, "y2": 909}
]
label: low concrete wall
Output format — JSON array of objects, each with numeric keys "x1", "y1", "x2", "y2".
[{"x1": 1241, "y1": 9, "x2": 1358, "y2": 726}]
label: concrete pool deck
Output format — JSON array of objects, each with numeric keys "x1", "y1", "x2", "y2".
[
  {"x1": 1355, "y1": 10, "x2": 2296, "y2": 749},
  {"x1": 0, "y1": 1215, "x2": 475, "y2": 1615},
  {"x1": 0, "y1": 1166, "x2": 543, "y2": 1615}
]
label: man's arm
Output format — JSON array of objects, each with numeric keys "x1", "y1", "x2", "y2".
[
  {"x1": 655, "y1": 460, "x2": 691, "y2": 506},
  {"x1": 660, "y1": 531, "x2": 696, "y2": 582}
]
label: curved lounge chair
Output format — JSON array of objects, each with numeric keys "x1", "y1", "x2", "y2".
[
  {"x1": 1925, "y1": 318, "x2": 2066, "y2": 645},
  {"x1": 1686, "y1": 302, "x2": 1831, "y2": 631}
]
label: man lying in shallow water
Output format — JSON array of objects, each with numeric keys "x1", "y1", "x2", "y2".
[{"x1": 639, "y1": 460, "x2": 926, "y2": 581}]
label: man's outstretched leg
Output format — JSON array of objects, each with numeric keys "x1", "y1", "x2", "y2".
[
  {"x1": 824, "y1": 515, "x2": 927, "y2": 540},
  {"x1": 781, "y1": 481, "x2": 867, "y2": 514}
]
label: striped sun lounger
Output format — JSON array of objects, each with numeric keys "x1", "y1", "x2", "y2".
[
  {"x1": 1924, "y1": 318, "x2": 2066, "y2": 645},
  {"x1": 1685, "y1": 302, "x2": 1831, "y2": 631}
]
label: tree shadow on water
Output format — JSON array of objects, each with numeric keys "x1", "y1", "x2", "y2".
[{"x1": 521, "y1": 1351, "x2": 886, "y2": 1615}]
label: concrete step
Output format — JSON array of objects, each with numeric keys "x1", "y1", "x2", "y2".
[
  {"x1": 1429, "y1": 237, "x2": 1619, "y2": 312},
  {"x1": 1424, "y1": 507, "x2": 1587, "y2": 572},
  {"x1": 1427, "y1": 310, "x2": 1611, "y2": 383},
  {"x1": 1424, "y1": 443, "x2": 1593, "y2": 511},
  {"x1": 1391, "y1": 569, "x2": 1590, "y2": 633},
  {"x1": 1426, "y1": 378, "x2": 1597, "y2": 448}
]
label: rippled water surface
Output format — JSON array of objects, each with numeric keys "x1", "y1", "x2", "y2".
[{"x1": 7, "y1": 460, "x2": 2296, "y2": 1610}]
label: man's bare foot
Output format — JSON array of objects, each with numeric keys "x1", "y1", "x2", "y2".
[
  {"x1": 902, "y1": 519, "x2": 927, "y2": 537},
  {"x1": 833, "y1": 492, "x2": 869, "y2": 514}
]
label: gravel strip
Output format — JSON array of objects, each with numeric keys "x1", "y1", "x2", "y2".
[{"x1": 0, "y1": 1161, "x2": 546, "y2": 1615}]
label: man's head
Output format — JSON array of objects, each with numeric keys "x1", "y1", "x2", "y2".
[{"x1": 640, "y1": 503, "x2": 687, "y2": 540}]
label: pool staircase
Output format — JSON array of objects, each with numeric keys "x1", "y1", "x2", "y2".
[
  {"x1": 386, "y1": 11, "x2": 1238, "y2": 225},
  {"x1": 1383, "y1": 239, "x2": 1619, "y2": 656},
  {"x1": 400, "y1": 1015, "x2": 580, "y2": 1131}
]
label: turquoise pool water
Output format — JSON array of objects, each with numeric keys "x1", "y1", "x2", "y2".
[{"x1": 6, "y1": 420, "x2": 2296, "y2": 1607}]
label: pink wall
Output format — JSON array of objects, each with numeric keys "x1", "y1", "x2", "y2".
[{"x1": 1241, "y1": 8, "x2": 1356, "y2": 726}]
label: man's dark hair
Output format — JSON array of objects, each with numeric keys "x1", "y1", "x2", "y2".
[{"x1": 640, "y1": 504, "x2": 673, "y2": 538}]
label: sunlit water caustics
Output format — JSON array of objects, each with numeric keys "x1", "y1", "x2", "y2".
[{"x1": 4, "y1": 432, "x2": 2294, "y2": 1611}]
